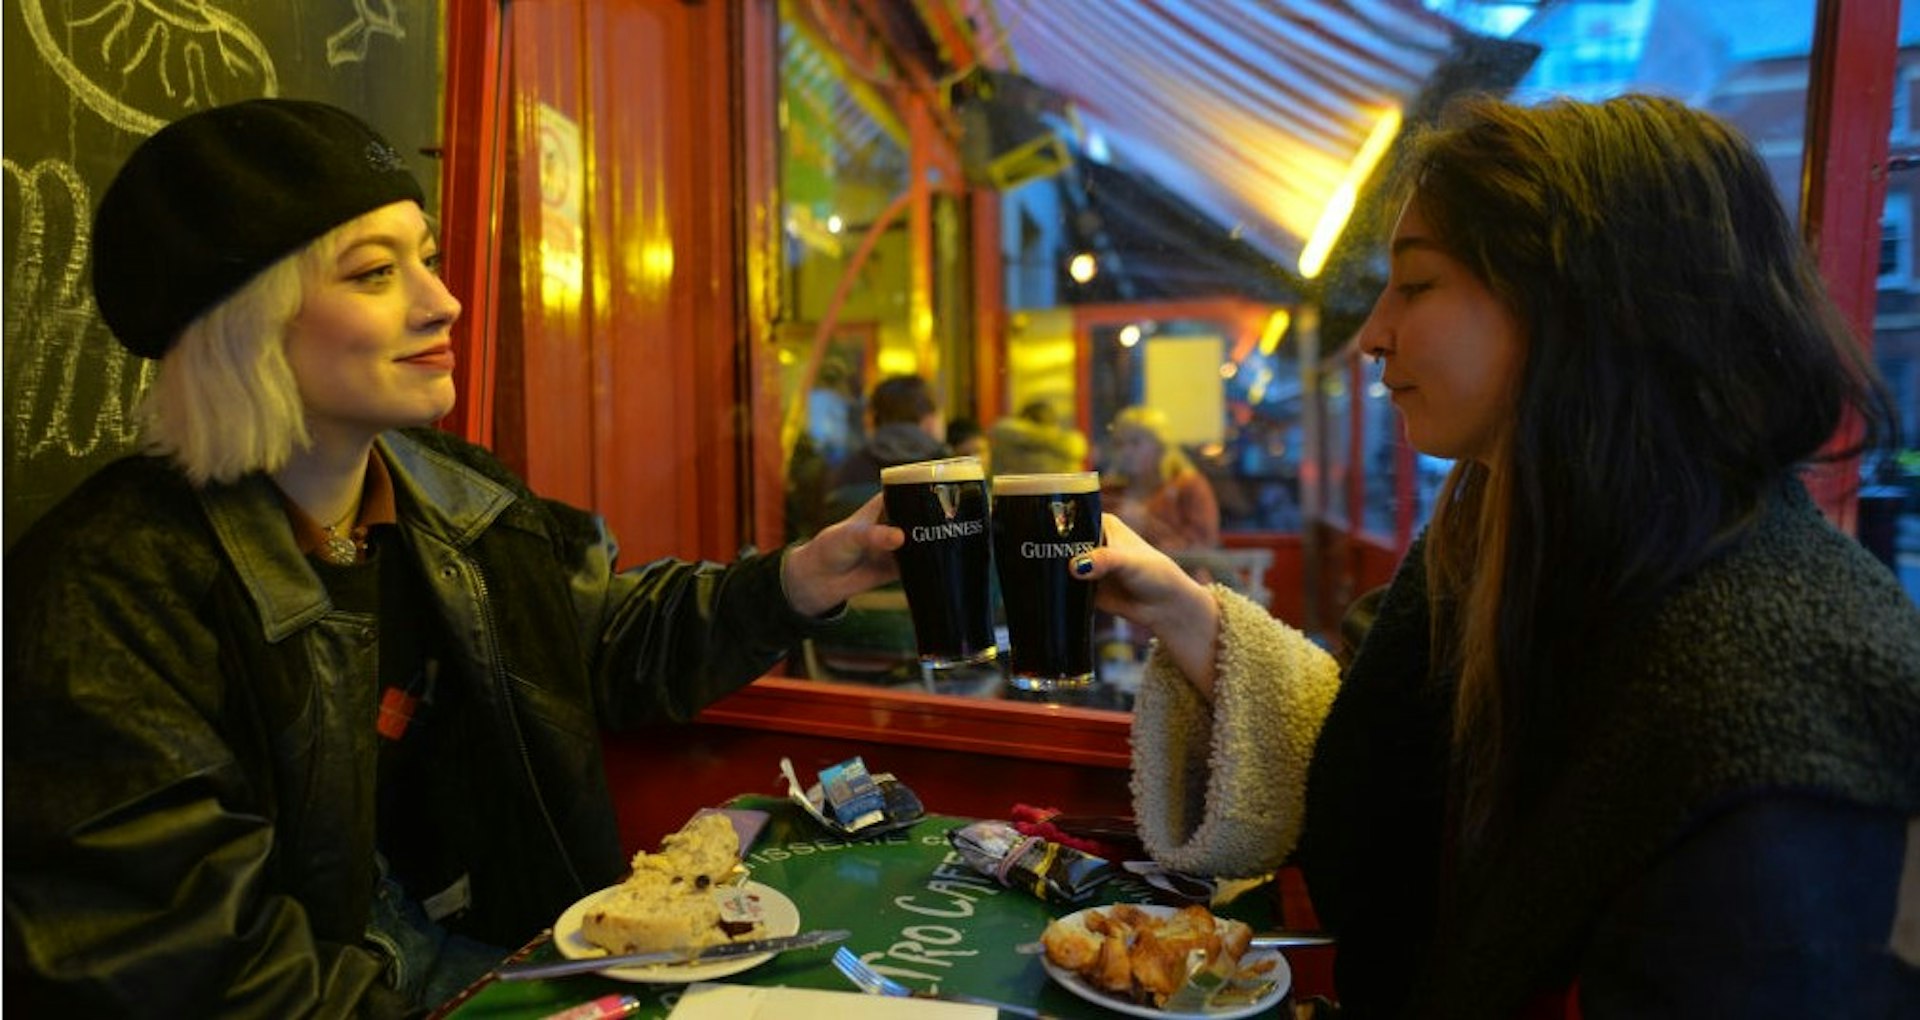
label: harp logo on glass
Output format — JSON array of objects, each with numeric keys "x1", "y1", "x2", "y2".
[
  {"x1": 936, "y1": 483, "x2": 964, "y2": 521},
  {"x1": 1050, "y1": 499, "x2": 1076, "y2": 537}
]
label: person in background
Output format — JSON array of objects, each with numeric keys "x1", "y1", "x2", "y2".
[
  {"x1": 1071, "y1": 94, "x2": 1919, "y2": 1018},
  {"x1": 786, "y1": 356, "x2": 864, "y2": 540},
  {"x1": 822, "y1": 373, "x2": 950, "y2": 521},
  {"x1": 946, "y1": 415, "x2": 989, "y2": 472},
  {"x1": 805, "y1": 355, "x2": 860, "y2": 468},
  {"x1": 784, "y1": 430, "x2": 833, "y2": 540},
  {"x1": 988, "y1": 398, "x2": 1088, "y2": 475},
  {"x1": 3, "y1": 99, "x2": 905, "y2": 1017},
  {"x1": 1103, "y1": 404, "x2": 1221, "y2": 551}
]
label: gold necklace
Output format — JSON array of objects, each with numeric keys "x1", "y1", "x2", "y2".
[{"x1": 319, "y1": 510, "x2": 360, "y2": 566}]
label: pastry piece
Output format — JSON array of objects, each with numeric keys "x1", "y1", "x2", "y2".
[
  {"x1": 648, "y1": 811, "x2": 741, "y2": 889},
  {"x1": 1128, "y1": 904, "x2": 1257, "y2": 1005},
  {"x1": 1128, "y1": 905, "x2": 1217, "y2": 1003},
  {"x1": 1040, "y1": 910, "x2": 1102, "y2": 973},
  {"x1": 1089, "y1": 928, "x2": 1135, "y2": 996},
  {"x1": 581, "y1": 813, "x2": 752, "y2": 954},
  {"x1": 579, "y1": 871, "x2": 723, "y2": 954}
]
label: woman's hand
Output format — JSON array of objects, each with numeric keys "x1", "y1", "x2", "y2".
[
  {"x1": 781, "y1": 493, "x2": 904, "y2": 617},
  {"x1": 1072, "y1": 514, "x2": 1222, "y2": 697}
]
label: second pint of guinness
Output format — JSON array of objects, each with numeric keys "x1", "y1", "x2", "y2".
[
  {"x1": 880, "y1": 457, "x2": 998, "y2": 670},
  {"x1": 992, "y1": 471, "x2": 1102, "y2": 689}
]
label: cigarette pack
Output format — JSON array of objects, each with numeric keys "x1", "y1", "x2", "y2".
[{"x1": 818, "y1": 756, "x2": 887, "y2": 831}]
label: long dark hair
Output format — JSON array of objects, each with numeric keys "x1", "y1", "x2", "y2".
[{"x1": 1398, "y1": 94, "x2": 1896, "y2": 845}]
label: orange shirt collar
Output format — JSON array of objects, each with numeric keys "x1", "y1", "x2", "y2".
[{"x1": 283, "y1": 449, "x2": 399, "y2": 558}]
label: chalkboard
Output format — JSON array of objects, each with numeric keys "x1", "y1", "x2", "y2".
[{"x1": 3, "y1": 0, "x2": 446, "y2": 549}]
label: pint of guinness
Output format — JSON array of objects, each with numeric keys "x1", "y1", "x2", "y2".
[
  {"x1": 991, "y1": 471, "x2": 1102, "y2": 689},
  {"x1": 881, "y1": 457, "x2": 999, "y2": 669}
]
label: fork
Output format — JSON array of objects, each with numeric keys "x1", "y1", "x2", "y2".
[{"x1": 831, "y1": 945, "x2": 1059, "y2": 1019}]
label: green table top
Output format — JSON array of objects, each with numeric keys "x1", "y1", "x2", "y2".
[{"x1": 440, "y1": 795, "x2": 1285, "y2": 1019}]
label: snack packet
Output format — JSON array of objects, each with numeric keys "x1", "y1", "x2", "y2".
[
  {"x1": 779, "y1": 756, "x2": 926, "y2": 837},
  {"x1": 947, "y1": 819, "x2": 1116, "y2": 903},
  {"x1": 819, "y1": 756, "x2": 887, "y2": 831}
]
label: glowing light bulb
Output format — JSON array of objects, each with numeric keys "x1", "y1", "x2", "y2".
[{"x1": 1068, "y1": 252, "x2": 1098, "y2": 283}]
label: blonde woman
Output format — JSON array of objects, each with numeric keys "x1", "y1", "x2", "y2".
[
  {"x1": 6, "y1": 99, "x2": 904, "y2": 1016},
  {"x1": 1104, "y1": 405, "x2": 1220, "y2": 551}
]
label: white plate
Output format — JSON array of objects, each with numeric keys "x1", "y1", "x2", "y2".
[
  {"x1": 552, "y1": 880, "x2": 800, "y2": 983},
  {"x1": 1039, "y1": 905, "x2": 1292, "y2": 1020}
]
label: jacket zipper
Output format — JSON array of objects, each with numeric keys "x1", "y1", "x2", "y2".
[{"x1": 462, "y1": 554, "x2": 586, "y2": 895}]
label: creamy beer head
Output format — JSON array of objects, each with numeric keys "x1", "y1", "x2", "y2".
[
  {"x1": 881, "y1": 456, "x2": 985, "y2": 486},
  {"x1": 990, "y1": 471, "x2": 1098, "y2": 496}
]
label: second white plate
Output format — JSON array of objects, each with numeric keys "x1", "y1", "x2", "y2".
[{"x1": 1039, "y1": 904, "x2": 1292, "y2": 1019}]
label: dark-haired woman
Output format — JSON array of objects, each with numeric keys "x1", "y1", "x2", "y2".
[{"x1": 1073, "y1": 94, "x2": 1920, "y2": 1018}]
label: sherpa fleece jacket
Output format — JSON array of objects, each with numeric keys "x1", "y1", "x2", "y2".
[{"x1": 1129, "y1": 479, "x2": 1920, "y2": 1019}]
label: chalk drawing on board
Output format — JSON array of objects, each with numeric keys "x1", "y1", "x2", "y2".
[
  {"x1": 4, "y1": 157, "x2": 153, "y2": 460},
  {"x1": 19, "y1": 0, "x2": 278, "y2": 135},
  {"x1": 327, "y1": 0, "x2": 407, "y2": 67}
]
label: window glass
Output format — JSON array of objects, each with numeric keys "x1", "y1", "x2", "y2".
[
  {"x1": 1376, "y1": 0, "x2": 1853, "y2": 537},
  {"x1": 1080, "y1": 314, "x2": 1304, "y2": 533},
  {"x1": 776, "y1": 15, "x2": 915, "y2": 543},
  {"x1": 766, "y1": 0, "x2": 1910, "y2": 696},
  {"x1": 1359, "y1": 357, "x2": 1400, "y2": 539},
  {"x1": 1319, "y1": 360, "x2": 1353, "y2": 531},
  {"x1": 1225, "y1": 338, "x2": 1309, "y2": 534},
  {"x1": 1370, "y1": 3, "x2": 1917, "y2": 606},
  {"x1": 1872, "y1": 41, "x2": 1920, "y2": 602},
  {"x1": 1881, "y1": 193, "x2": 1912, "y2": 287}
]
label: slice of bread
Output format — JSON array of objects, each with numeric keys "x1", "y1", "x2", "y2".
[
  {"x1": 580, "y1": 813, "x2": 753, "y2": 955},
  {"x1": 581, "y1": 871, "x2": 724, "y2": 954},
  {"x1": 653, "y1": 812, "x2": 741, "y2": 888}
]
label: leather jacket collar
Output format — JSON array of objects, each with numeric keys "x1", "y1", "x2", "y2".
[{"x1": 195, "y1": 431, "x2": 517, "y2": 642}]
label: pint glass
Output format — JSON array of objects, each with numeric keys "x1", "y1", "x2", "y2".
[
  {"x1": 991, "y1": 471, "x2": 1102, "y2": 690},
  {"x1": 880, "y1": 457, "x2": 999, "y2": 670}
]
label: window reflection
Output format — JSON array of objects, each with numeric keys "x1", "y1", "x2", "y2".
[
  {"x1": 768, "y1": 0, "x2": 1914, "y2": 698},
  {"x1": 1355, "y1": 1, "x2": 1920, "y2": 571}
]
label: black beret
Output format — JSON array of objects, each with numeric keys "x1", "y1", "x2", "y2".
[{"x1": 91, "y1": 99, "x2": 426, "y2": 359}]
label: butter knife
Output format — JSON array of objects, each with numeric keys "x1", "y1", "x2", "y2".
[
  {"x1": 495, "y1": 928, "x2": 850, "y2": 980},
  {"x1": 1249, "y1": 929, "x2": 1337, "y2": 949}
]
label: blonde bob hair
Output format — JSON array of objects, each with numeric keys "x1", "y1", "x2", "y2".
[
  {"x1": 1107, "y1": 404, "x2": 1195, "y2": 486},
  {"x1": 135, "y1": 226, "x2": 350, "y2": 485}
]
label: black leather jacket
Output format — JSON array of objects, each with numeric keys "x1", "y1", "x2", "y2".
[{"x1": 4, "y1": 428, "x2": 819, "y2": 1017}]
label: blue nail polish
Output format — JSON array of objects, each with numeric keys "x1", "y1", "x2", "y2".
[{"x1": 1072, "y1": 555, "x2": 1094, "y2": 576}]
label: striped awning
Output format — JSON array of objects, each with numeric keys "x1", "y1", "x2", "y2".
[{"x1": 982, "y1": 0, "x2": 1461, "y2": 269}]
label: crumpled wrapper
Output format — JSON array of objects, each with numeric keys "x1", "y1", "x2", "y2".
[
  {"x1": 947, "y1": 819, "x2": 1116, "y2": 903},
  {"x1": 780, "y1": 756, "x2": 926, "y2": 838}
]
